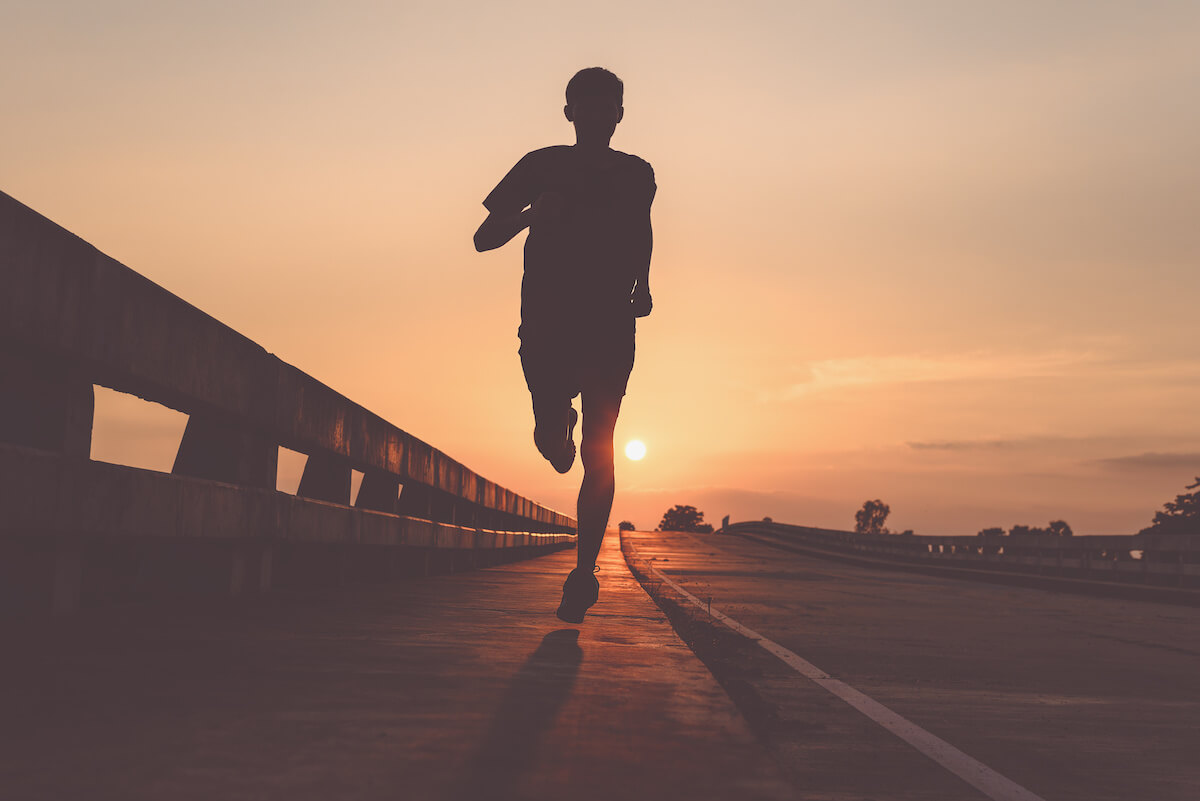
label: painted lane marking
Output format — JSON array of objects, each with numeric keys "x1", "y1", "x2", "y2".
[{"x1": 644, "y1": 561, "x2": 1048, "y2": 801}]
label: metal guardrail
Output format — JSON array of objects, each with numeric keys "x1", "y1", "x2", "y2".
[
  {"x1": 723, "y1": 521, "x2": 1200, "y2": 587},
  {"x1": 0, "y1": 189, "x2": 575, "y2": 610}
]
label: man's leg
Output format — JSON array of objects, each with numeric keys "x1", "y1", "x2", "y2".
[
  {"x1": 521, "y1": 337, "x2": 579, "y2": 473},
  {"x1": 530, "y1": 393, "x2": 577, "y2": 473},
  {"x1": 575, "y1": 388, "x2": 622, "y2": 570}
]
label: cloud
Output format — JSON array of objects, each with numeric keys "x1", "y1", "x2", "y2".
[
  {"x1": 767, "y1": 350, "x2": 1102, "y2": 401},
  {"x1": 907, "y1": 439, "x2": 1015, "y2": 451},
  {"x1": 762, "y1": 349, "x2": 1200, "y2": 404},
  {"x1": 905, "y1": 435, "x2": 1122, "y2": 452},
  {"x1": 1092, "y1": 452, "x2": 1200, "y2": 472}
]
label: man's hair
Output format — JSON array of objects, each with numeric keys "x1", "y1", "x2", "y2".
[{"x1": 565, "y1": 67, "x2": 623, "y2": 106}]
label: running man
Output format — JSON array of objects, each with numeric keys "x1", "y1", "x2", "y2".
[{"x1": 474, "y1": 67, "x2": 655, "y2": 623}]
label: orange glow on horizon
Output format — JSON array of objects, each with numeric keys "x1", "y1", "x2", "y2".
[{"x1": 11, "y1": 2, "x2": 1200, "y2": 535}]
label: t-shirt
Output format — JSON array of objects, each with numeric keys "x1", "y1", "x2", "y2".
[{"x1": 484, "y1": 145, "x2": 655, "y2": 339}]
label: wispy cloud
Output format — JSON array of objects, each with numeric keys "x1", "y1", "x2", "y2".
[
  {"x1": 1092, "y1": 452, "x2": 1200, "y2": 473},
  {"x1": 907, "y1": 439, "x2": 1015, "y2": 451},
  {"x1": 906, "y1": 435, "x2": 1121, "y2": 452},
  {"x1": 766, "y1": 350, "x2": 1103, "y2": 401},
  {"x1": 763, "y1": 350, "x2": 1200, "y2": 403}
]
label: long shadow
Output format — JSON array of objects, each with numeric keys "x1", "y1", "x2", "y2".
[{"x1": 446, "y1": 628, "x2": 584, "y2": 800}]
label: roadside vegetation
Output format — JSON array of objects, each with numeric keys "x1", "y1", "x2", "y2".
[{"x1": 657, "y1": 504, "x2": 713, "y2": 533}]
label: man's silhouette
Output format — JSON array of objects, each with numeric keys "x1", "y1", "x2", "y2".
[{"x1": 474, "y1": 67, "x2": 655, "y2": 623}]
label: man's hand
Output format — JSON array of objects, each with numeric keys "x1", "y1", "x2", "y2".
[
  {"x1": 630, "y1": 283, "x2": 653, "y2": 318},
  {"x1": 531, "y1": 191, "x2": 565, "y2": 226}
]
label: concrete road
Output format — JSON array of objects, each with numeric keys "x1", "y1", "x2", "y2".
[
  {"x1": 0, "y1": 532, "x2": 792, "y2": 801},
  {"x1": 623, "y1": 528, "x2": 1200, "y2": 801}
]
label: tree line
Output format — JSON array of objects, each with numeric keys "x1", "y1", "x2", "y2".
[{"x1": 629, "y1": 476, "x2": 1200, "y2": 538}]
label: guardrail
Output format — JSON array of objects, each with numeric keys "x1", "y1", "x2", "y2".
[
  {"x1": 722, "y1": 521, "x2": 1200, "y2": 589},
  {"x1": 0, "y1": 189, "x2": 575, "y2": 611}
]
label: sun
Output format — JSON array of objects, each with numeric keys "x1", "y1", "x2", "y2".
[{"x1": 625, "y1": 439, "x2": 647, "y2": 461}]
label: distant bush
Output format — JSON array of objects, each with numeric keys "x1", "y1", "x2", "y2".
[
  {"x1": 854, "y1": 499, "x2": 890, "y2": 535},
  {"x1": 618, "y1": 520, "x2": 636, "y2": 531},
  {"x1": 658, "y1": 505, "x2": 713, "y2": 533},
  {"x1": 1047, "y1": 520, "x2": 1073, "y2": 537},
  {"x1": 1007, "y1": 520, "x2": 1073, "y2": 537},
  {"x1": 1139, "y1": 477, "x2": 1200, "y2": 536}
]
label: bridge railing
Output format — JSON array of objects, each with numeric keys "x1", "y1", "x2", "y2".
[
  {"x1": 0, "y1": 190, "x2": 575, "y2": 610},
  {"x1": 723, "y1": 521, "x2": 1200, "y2": 588}
]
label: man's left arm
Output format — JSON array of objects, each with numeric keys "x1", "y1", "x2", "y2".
[
  {"x1": 630, "y1": 208, "x2": 653, "y2": 318},
  {"x1": 630, "y1": 163, "x2": 656, "y2": 318}
]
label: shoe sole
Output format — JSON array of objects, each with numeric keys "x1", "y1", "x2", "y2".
[{"x1": 550, "y1": 408, "x2": 579, "y2": 474}]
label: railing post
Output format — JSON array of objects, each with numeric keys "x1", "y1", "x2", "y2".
[
  {"x1": 173, "y1": 415, "x2": 276, "y2": 489},
  {"x1": 356, "y1": 472, "x2": 400, "y2": 513},
  {"x1": 398, "y1": 483, "x2": 433, "y2": 519},
  {"x1": 296, "y1": 453, "x2": 351, "y2": 505}
]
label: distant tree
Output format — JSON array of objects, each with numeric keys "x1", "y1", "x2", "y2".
[
  {"x1": 1009, "y1": 524, "x2": 1048, "y2": 537},
  {"x1": 762, "y1": 516, "x2": 773, "y2": 523},
  {"x1": 618, "y1": 520, "x2": 636, "y2": 531},
  {"x1": 1047, "y1": 519, "x2": 1073, "y2": 537},
  {"x1": 658, "y1": 504, "x2": 713, "y2": 533},
  {"x1": 854, "y1": 500, "x2": 890, "y2": 535},
  {"x1": 1139, "y1": 477, "x2": 1200, "y2": 536},
  {"x1": 898, "y1": 529, "x2": 914, "y2": 536},
  {"x1": 976, "y1": 526, "x2": 1004, "y2": 555}
]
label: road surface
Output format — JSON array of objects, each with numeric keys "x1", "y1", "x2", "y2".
[{"x1": 623, "y1": 528, "x2": 1200, "y2": 801}]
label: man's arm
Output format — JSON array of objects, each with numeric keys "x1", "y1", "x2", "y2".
[
  {"x1": 474, "y1": 205, "x2": 534, "y2": 252},
  {"x1": 630, "y1": 208, "x2": 653, "y2": 318},
  {"x1": 473, "y1": 192, "x2": 564, "y2": 252}
]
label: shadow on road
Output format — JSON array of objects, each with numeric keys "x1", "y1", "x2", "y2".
[{"x1": 446, "y1": 628, "x2": 583, "y2": 800}]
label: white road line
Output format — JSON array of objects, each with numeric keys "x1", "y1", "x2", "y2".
[{"x1": 644, "y1": 560, "x2": 1048, "y2": 801}]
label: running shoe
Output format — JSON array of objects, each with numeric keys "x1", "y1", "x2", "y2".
[
  {"x1": 547, "y1": 407, "x2": 578, "y2": 474},
  {"x1": 555, "y1": 565, "x2": 599, "y2": 623}
]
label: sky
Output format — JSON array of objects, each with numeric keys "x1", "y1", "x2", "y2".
[{"x1": 4, "y1": 1, "x2": 1199, "y2": 534}]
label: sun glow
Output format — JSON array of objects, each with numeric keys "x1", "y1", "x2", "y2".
[{"x1": 625, "y1": 439, "x2": 647, "y2": 461}]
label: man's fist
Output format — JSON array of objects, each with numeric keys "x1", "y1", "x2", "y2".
[{"x1": 631, "y1": 284, "x2": 653, "y2": 318}]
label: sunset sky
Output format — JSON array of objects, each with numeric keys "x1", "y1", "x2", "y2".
[{"x1": 5, "y1": 1, "x2": 1198, "y2": 534}]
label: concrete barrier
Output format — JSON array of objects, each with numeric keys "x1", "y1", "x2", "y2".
[{"x1": 0, "y1": 190, "x2": 574, "y2": 611}]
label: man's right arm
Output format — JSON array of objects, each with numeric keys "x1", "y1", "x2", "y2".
[
  {"x1": 473, "y1": 205, "x2": 535, "y2": 252},
  {"x1": 474, "y1": 191, "x2": 564, "y2": 252}
]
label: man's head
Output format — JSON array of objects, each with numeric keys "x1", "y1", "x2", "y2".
[{"x1": 564, "y1": 67, "x2": 624, "y2": 145}]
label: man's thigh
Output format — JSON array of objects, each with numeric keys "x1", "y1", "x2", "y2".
[
  {"x1": 520, "y1": 335, "x2": 579, "y2": 410},
  {"x1": 575, "y1": 324, "x2": 635, "y2": 402}
]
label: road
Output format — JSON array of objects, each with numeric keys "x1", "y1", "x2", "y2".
[
  {"x1": 622, "y1": 528, "x2": 1200, "y2": 801},
  {"x1": 0, "y1": 533, "x2": 792, "y2": 801}
]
